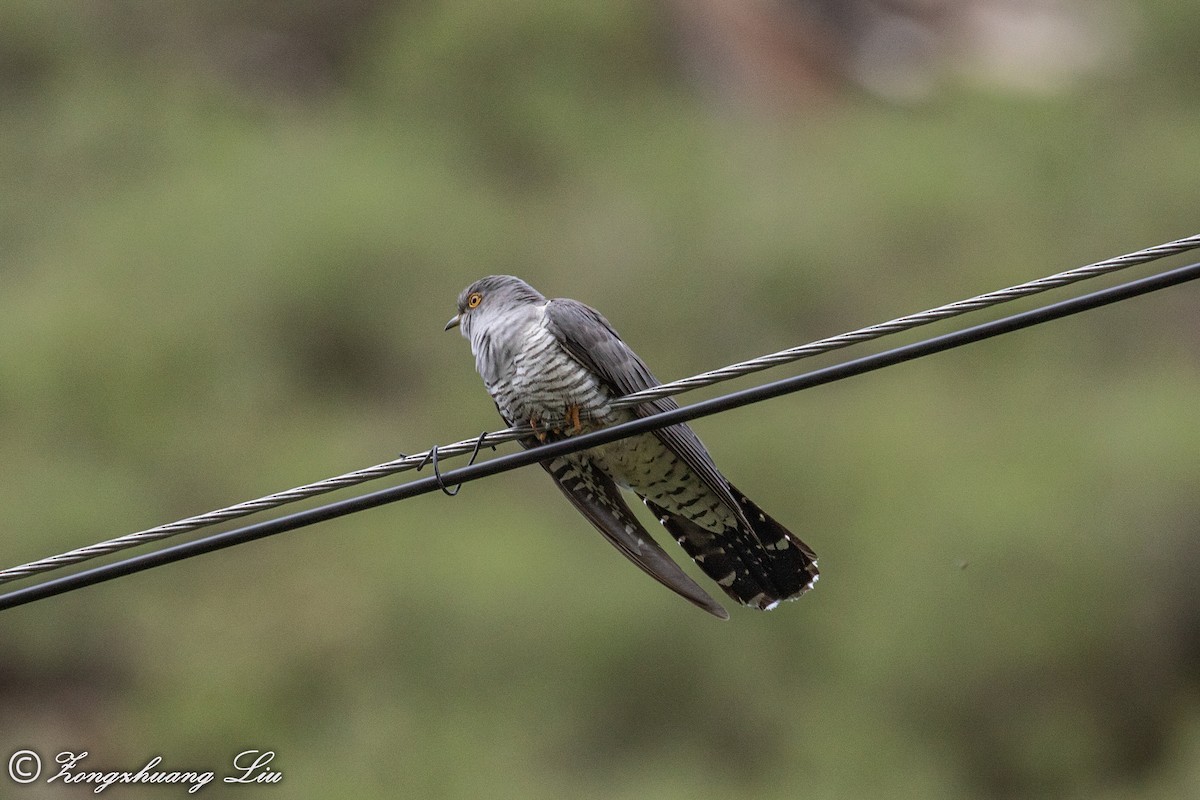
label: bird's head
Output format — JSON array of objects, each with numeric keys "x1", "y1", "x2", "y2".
[{"x1": 445, "y1": 275, "x2": 546, "y2": 340}]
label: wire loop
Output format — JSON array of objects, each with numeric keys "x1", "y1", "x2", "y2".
[{"x1": 428, "y1": 432, "x2": 488, "y2": 496}]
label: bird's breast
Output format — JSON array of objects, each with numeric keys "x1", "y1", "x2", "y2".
[{"x1": 486, "y1": 318, "x2": 620, "y2": 429}]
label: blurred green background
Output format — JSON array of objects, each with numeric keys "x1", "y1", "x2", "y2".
[{"x1": 1, "y1": 1, "x2": 1198, "y2": 798}]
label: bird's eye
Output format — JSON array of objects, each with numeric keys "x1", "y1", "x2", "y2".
[{"x1": 467, "y1": 292, "x2": 483, "y2": 309}]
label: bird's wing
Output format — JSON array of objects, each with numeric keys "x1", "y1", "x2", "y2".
[
  {"x1": 542, "y1": 298, "x2": 743, "y2": 516},
  {"x1": 541, "y1": 454, "x2": 728, "y2": 619}
]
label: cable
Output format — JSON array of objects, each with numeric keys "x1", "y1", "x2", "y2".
[
  {"x1": 0, "y1": 233, "x2": 1197, "y2": 588},
  {"x1": 611, "y1": 232, "x2": 1200, "y2": 407},
  {"x1": 1, "y1": 258, "x2": 1197, "y2": 611}
]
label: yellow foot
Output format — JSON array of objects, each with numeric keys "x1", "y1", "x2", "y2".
[
  {"x1": 565, "y1": 403, "x2": 583, "y2": 435},
  {"x1": 530, "y1": 414, "x2": 548, "y2": 443}
]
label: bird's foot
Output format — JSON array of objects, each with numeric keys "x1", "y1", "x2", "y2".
[
  {"x1": 530, "y1": 414, "x2": 548, "y2": 443},
  {"x1": 530, "y1": 407, "x2": 582, "y2": 442},
  {"x1": 565, "y1": 403, "x2": 583, "y2": 435}
]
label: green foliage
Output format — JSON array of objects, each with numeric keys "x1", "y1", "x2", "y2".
[{"x1": 1, "y1": 2, "x2": 1198, "y2": 798}]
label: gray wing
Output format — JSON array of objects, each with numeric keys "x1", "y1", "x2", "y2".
[
  {"x1": 542, "y1": 298, "x2": 744, "y2": 518},
  {"x1": 541, "y1": 454, "x2": 728, "y2": 619}
]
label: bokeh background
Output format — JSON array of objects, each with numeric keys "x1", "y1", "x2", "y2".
[{"x1": 2, "y1": 1, "x2": 1199, "y2": 798}]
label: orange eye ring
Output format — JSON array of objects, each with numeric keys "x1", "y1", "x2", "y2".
[{"x1": 467, "y1": 292, "x2": 482, "y2": 309}]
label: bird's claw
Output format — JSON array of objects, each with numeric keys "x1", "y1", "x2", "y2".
[
  {"x1": 565, "y1": 403, "x2": 583, "y2": 435},
  {"x1": 531, "y1": 406, "x2": 583, "y2": 443},
  {"x1": 530, "y1": 414, "x2": 549, "y2": 443}
]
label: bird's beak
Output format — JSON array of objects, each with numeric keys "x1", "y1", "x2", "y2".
[{"x1": 444, "y1": 314, "x2": 461, "y2": 331}]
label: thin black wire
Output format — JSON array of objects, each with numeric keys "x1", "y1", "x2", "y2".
[{"x1": 2, "y1": 258, "x2": 1197, "y2": 612}]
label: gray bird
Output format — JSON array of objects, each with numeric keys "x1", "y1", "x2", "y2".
[{"x1": 446, "y1": 275, "x2": 818, "y2": 618}]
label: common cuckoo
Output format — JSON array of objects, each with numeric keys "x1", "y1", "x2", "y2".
[{"x1": 446, "y1": 275, "x2": 818, "y2": 618}]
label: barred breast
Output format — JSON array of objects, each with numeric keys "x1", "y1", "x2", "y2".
[{"x1": 486, "y1": 312, "x2": 619, "y2": 430}]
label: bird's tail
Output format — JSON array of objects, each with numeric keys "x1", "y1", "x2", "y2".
[
  {"x1": 729, "y1": 483, "x2": 819, "y2": 606},
  {"x1": 645, "y1": 484, "x2": 818, "y2": 611}
]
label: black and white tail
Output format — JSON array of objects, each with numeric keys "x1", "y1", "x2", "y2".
[{"x1": 645, "y1": 483, "x2": 818, "y2": 611}]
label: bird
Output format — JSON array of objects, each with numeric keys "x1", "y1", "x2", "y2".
[{"x1": 445, "y1": 275, "x2": 818, "y2": 619}]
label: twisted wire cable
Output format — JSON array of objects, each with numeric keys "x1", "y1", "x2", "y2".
[
  {"x1": 1, "y1": 232, "x2": 1198, "y2": 586},
  {"x1": 613, "y1": 232, "x2": 1200, "y2": 407}
]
